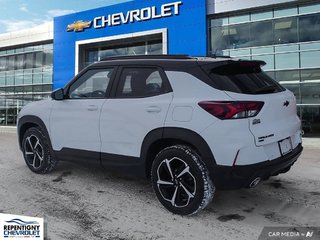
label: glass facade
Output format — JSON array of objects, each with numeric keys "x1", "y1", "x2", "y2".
[
  {"x1": 80, "y1": 36, "x2": 162, "y2": 70},
  {"x1": 0, "y1": 43, "x2": 53, "y2": 126},
  {"x1": 209, "y1": 2, "x2": 320, "y2": 137}
]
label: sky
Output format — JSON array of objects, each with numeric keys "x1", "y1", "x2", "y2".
[{"x1": 0, "y1": 0, "x2": 132, "y2": 33}]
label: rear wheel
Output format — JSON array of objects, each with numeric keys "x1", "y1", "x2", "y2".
[
  {"x1": 22, "y1": 127, "x2": 57, "y2": 174},
  {"x1": 151, "y1": 145, "x2": 215, "y2": 215}
]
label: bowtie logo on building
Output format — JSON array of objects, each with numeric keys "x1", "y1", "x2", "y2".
[{"x1": 66, "y1": 20, "x2": 92, "y2": 32}]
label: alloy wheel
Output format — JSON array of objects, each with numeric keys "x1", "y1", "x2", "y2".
[
  {"x1": 24, "y1": 135, "x2": 44, "y2": 170},
  {"x1": 156, "y1": 157, "x2": 196, "y2": 208}
]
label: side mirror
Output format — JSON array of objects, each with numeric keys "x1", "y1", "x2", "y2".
[{"x1": 51, "y1": 88, "x2": 65, "y2": 101}]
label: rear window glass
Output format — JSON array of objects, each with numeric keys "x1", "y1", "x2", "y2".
[{"x1": 203, "y1": 61, "x2": 285, "y2": 94}]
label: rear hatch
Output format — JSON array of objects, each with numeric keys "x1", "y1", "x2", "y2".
[{"x1": 201, "y1": 60, "x2": 301, "y2": 146}]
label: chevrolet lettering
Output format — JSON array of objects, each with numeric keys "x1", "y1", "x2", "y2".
[{"x1": 94, "y1": 1, "x2": 182, "y2": 29}]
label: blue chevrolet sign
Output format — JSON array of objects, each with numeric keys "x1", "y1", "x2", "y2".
[{"x1": 53, "y1": 0, "x2": 207, "y2": 89}]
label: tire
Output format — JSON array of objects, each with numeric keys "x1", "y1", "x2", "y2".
[
  {"x1": 22, "y1": 127, "x2": 57, "y2": 174},
  {"x1": 151, "y1": 145, "x2": 215, "y2": 215}
]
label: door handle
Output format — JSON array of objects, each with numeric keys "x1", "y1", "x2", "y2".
[
  {"x1": 87, "y1": 105, "x2": 98, "y2": 111},
  {"x1": 146, "y1": 106, "x2": 161, "y2": 113}
]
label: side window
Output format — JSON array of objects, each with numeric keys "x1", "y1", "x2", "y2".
[
  {"x1": 117, "y1": 68, "x2": 165, "y2": 98},
  {"x1": 69, "y1": 68, "x2": 113, "y2": 99}
]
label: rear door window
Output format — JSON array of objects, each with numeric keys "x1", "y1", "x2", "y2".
[
  {"x1": 116, "y1": 67, "x2": 167, "y2": 98},
  {"x1": 202, "y1": 61, "x2": 285, "y2": 94}
]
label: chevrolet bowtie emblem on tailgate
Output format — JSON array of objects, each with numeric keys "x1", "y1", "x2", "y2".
[
  {"x1": 283, "y1": 101, "x2": 290, "y2": 107},
  {"x1": 67, "y1": 20, "x2": 92, "y2": 32}
]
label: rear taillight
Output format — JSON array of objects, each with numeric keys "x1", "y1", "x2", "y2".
[{"x1": 198, "y1": 101, "x2": 264, "y2": 120}]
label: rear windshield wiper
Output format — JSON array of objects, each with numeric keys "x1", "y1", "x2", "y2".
[{"x1": 254, "y1": 85, "x2": 278, "y2": 94}]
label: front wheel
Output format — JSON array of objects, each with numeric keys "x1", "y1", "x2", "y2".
[
  {"x1": 151, "y1": 145, "x2": 215, "y2": 215},
  {"x1": 22, "y1": 127, "x2": 57, "y2": 174}
]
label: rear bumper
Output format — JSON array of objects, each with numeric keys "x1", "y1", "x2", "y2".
[{"x1": 212, "y1": 144, "x2": 303, "y2": 190}]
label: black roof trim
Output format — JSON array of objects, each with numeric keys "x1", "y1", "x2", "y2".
[
  {"x1": 100, "y1": 54, "x2": 192, "y2": 61},
  {"x1": 208, "y1": 54, "x2": 232, "y2": 59}
]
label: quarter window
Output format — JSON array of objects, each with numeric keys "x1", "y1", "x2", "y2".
[{"x1": 69, "y1": 68, "x2": 113, "y2": 99}]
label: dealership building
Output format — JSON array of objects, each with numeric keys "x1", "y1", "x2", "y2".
[{"x1": 0, "y1": 0, "x2": 319, "y2": 136}]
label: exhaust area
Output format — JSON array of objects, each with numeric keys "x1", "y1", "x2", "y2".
[{"x1": 249, "y1": 177, "x2": 262, "y2": 188}]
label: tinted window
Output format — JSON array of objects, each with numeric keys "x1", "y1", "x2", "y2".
[
  {"x1": 299, "y1": 13, "x2": 320, "y2": 42},
  {"x1": 301, "y1": 68, "x2": 320, "y2": 81},
  {"x1": 117, "y1": 68, "x2": 165, "y2": 98},
  {"x1": 44, "y1": 51, "x2": 53, "y2": 66},
  {"x1": 69, "y1": 68, "x2": 113, "y2": 99},
  {"x1": 203, "y1": 62, "x2": 285, "y2": 95},
  {"x1": 25, "y1": 53, "x2": 34, "y2": 69},
  {"x1": 250, "y1": 20, "x2": 273, "y2": 46},
  {"x1": 228, "y1": 23, "x2": 251, "y2": 49},
  {"x1": 210, "y1": 26, "x2": 229, "y2": 54},
  {"x1": 16, "y1": 55, "x2": 25, "y2": 69},
  {"x1": 8, "y1": 56, "x2": 15, "y2": 71},
  {"x1": 301, "y1": 83, "x2": 320, "y2": 104},
  {"x1": 273, "y1": 17, "x2": 298, "y2": 44},
  {"x1": 275, "y1": 70, "x2": 300, "y2": 82},
  {"x1": 300, "y1": 51, "x2": 320, "y2": 68},
  {"x1": 0, "y1": 57, "x2": 7, "y2": 71},
  {"x1": 275, "y1": 52, "x2": 299, "y2": 69},
  {"x1": 35, "y1": 52, "x2": 44, "y2": 68}
]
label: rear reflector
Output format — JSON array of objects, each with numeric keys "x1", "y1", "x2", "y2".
[{"x1": 198, "y1": 101, "x2": 264, "y2": 120}]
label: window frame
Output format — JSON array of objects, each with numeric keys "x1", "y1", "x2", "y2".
[
  {"x1": 65, "y1": 66, "x2": 117, "y2": 100},
  {"x1": 112, "y1": 66, "x2": 172, "y2": 99}
]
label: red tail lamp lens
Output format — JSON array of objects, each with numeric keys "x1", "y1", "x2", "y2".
[{"x1": 198, "y1": 101, "x2": 264, "y2": 120}]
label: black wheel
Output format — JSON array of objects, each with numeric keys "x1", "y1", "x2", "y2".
[
  {"x1": 151, "y1": 145, "x2": 215, "y2": 215},
  {"x1": 22, "y1": 127, "x2": 57, "y2": 174}
]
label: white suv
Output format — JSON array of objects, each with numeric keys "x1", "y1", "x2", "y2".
[{"x1": 17, "y1": 55, "x2": 303, "y2": 215}]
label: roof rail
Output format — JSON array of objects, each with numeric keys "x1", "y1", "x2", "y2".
[
  {"x1": 100, "y1": 54, "x2": 192, "y2": 61},
  {"x1": 208, "y1": 54, "x2": 232, "y2": 59}
]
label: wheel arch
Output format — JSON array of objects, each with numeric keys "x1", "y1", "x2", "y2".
[
  {"x1": 18, "y1": 115, "x2": 51, "y2": 151},
  {"x1": 141, "y1": 127, "x2": 217, "y2": 179}
]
